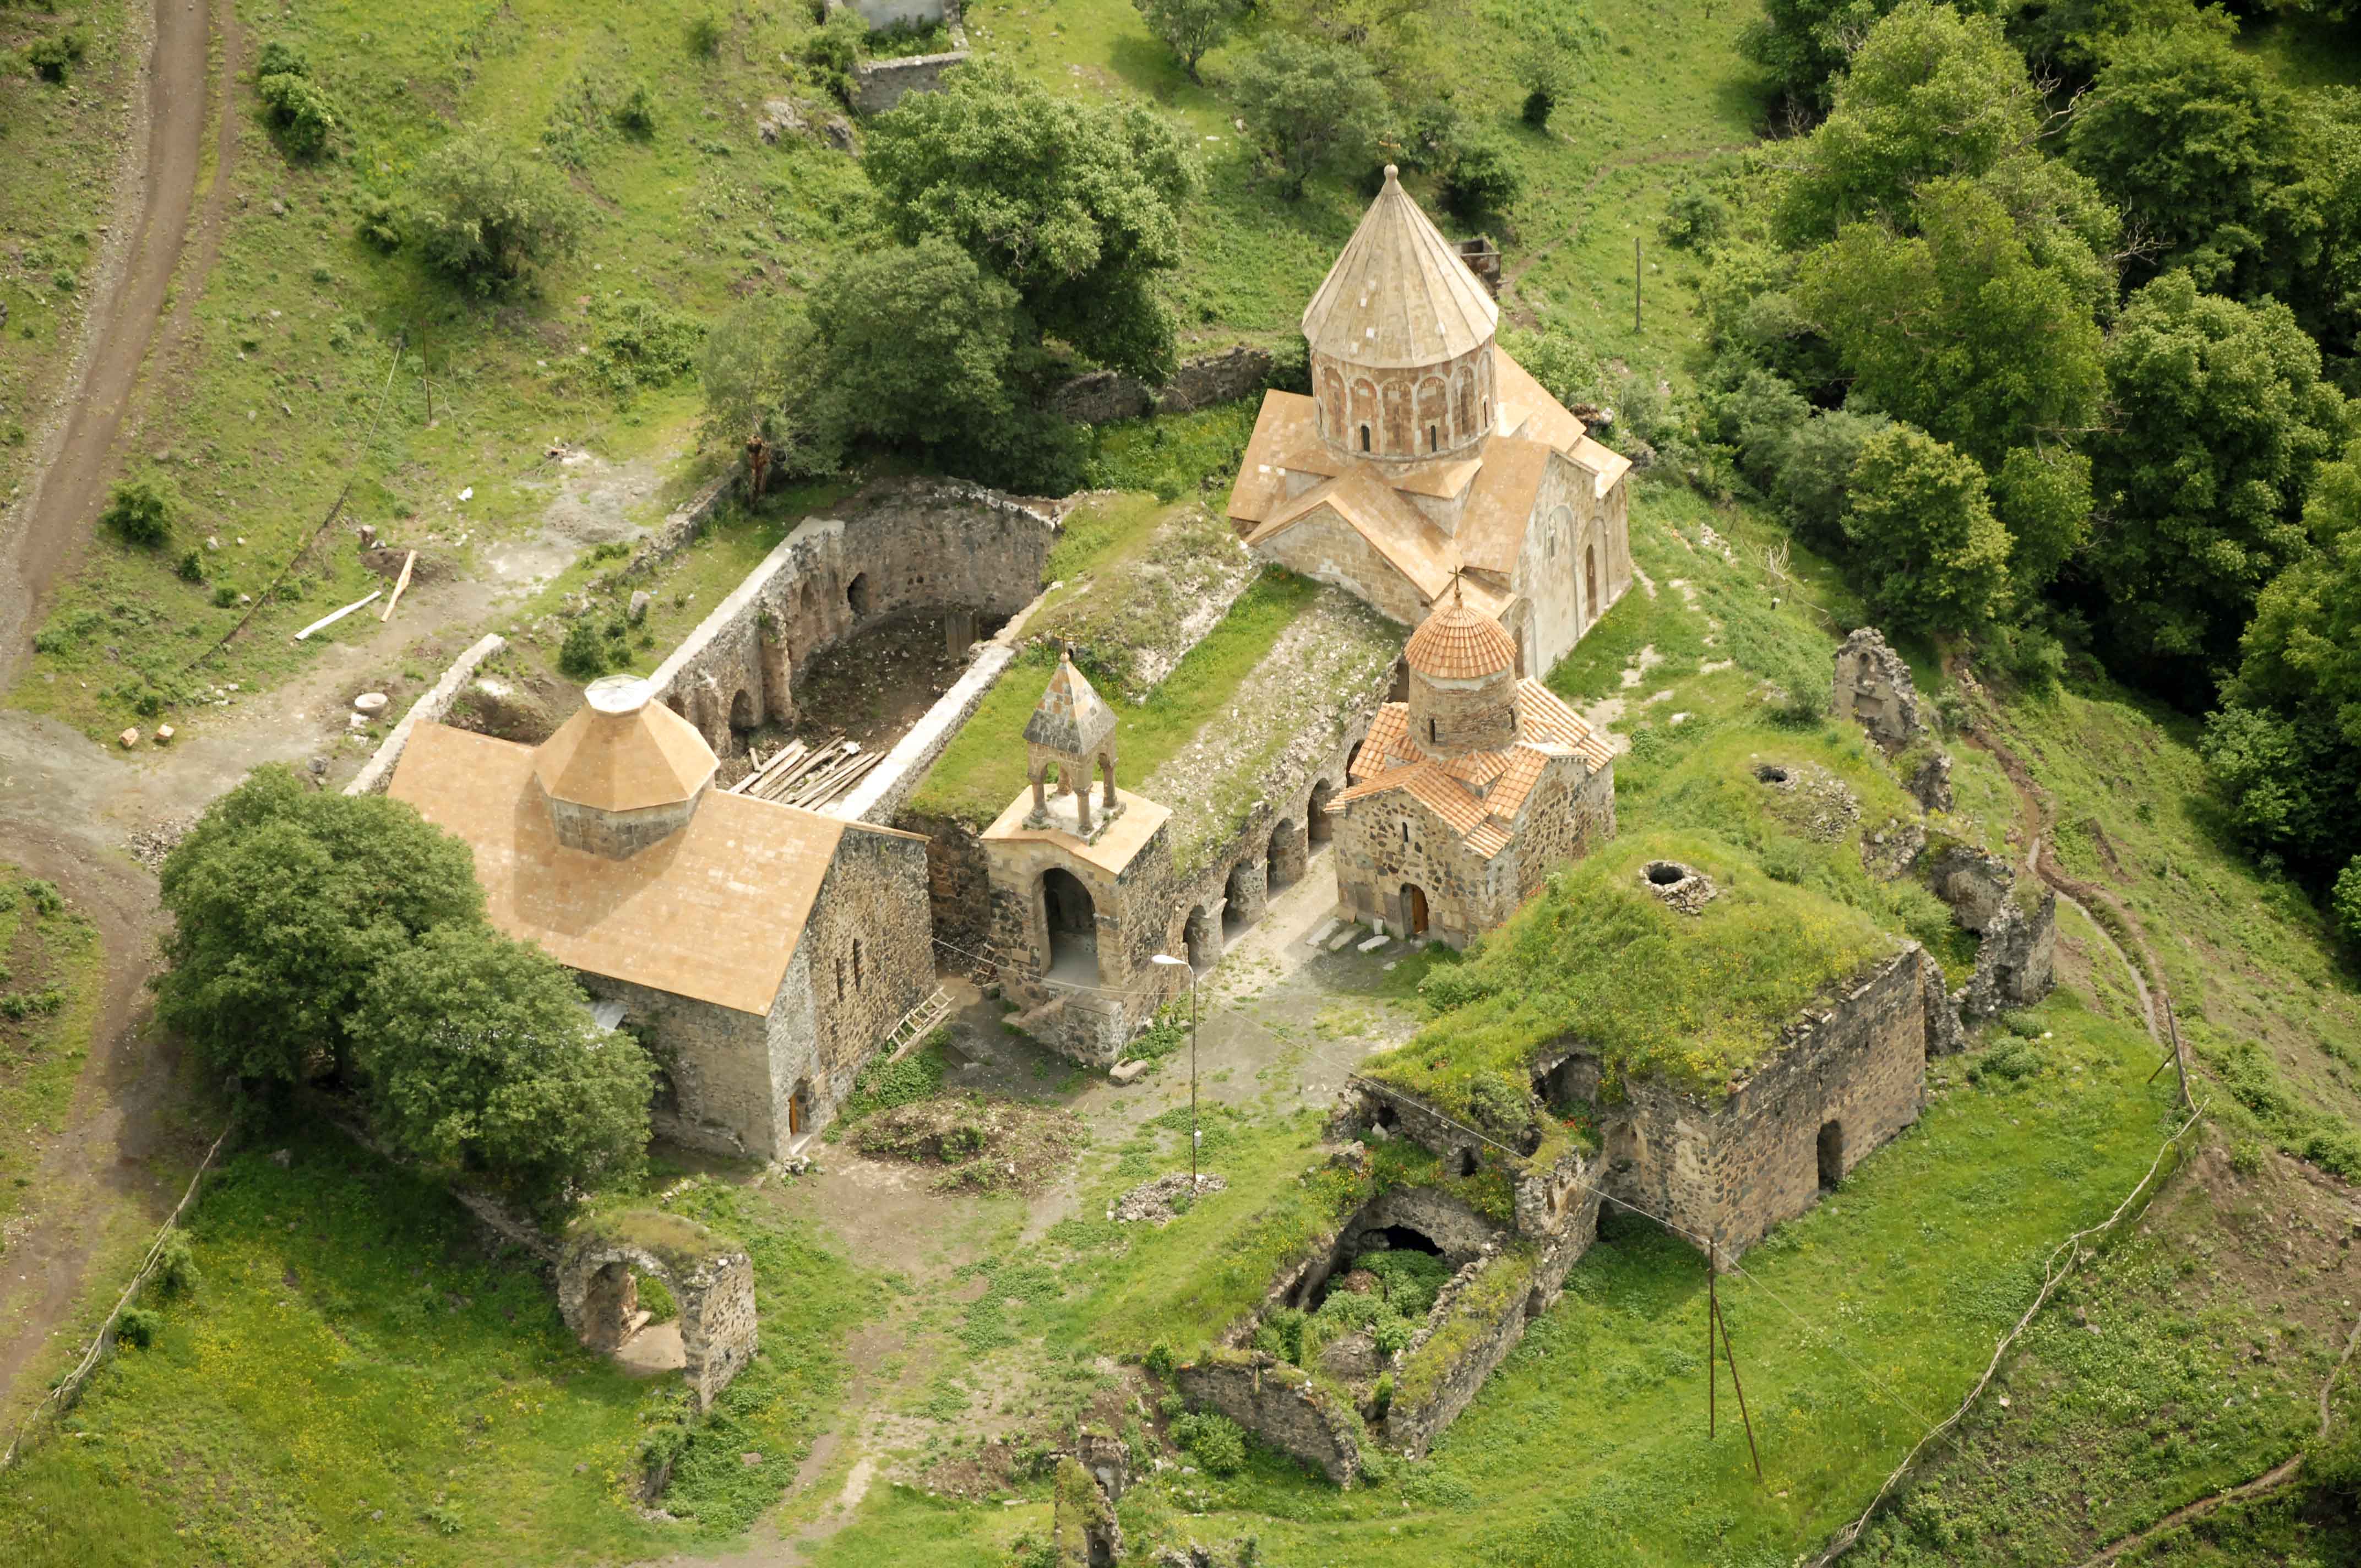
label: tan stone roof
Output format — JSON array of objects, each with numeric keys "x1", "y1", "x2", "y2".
[
  {"x1": 1330, "y1": 680, "x2": 1611, "y2": 860},
  {"x1": 534, "y1": 676, "x2": 718, "y2": 814},
  {"x1": 1494, "y1": 349, "x2": 1633, "y2": 500},
  {"x1": 1303, "y1": 166, "x2": 1498, "y2": 371},
  {"x1": 1024, "y1": 650, "x2": 1116, "y2": 756},
  {"x1": 1406, "y1": 596, "x2": 1516, "y2": 680},
  {"x1": 389, "y1": 723, "x2": 918, "y2": 1016},
  {"x1": 1244, "y1": 469, "x2": 1521, "y2": 630}
]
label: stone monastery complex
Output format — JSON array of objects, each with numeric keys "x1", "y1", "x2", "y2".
[{"x1": 368, "y1": 171, "x2": 2051, "y2": 1444}]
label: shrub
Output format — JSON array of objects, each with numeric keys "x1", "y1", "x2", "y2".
[
  {"x1": 613, "y1": 78, "x2": 658, "y2": 137},
  {"x1": 152, "y1": 1229, "x2": 200, "y2": 1298},
  {"x1": 1660, "y1": 183, "x2": 1730, "y2": 251},
  {"x1": 255, "y1": 39, "x2": 308, "y2": 78},
  {"x1": 686, "y1": 10, "x2": 725, "y2": 58},
  {"x1": 1144, "y1": 1341, "x2": 1177, "y2": 1379},
  {"x1": 1358, "y1": 1247, "x2": 1451, "y2": 1317},
  {"x1": 1169, "y1": 1410, "x2": 1247, "y2": 1475},
  {"x1": 176, "y1": 549, "x2": 205, "y2": 584},
  {"x1": 801, "y1": 8, "x2": 867, "y2": 106},
  {"x1": 1521, "y1": 86, "x2": 1555, "y2": 128},
  {"x1": 408, "y1": 130, "x2": 585, "y2": 293},
  {"x1": 2332, "y1": 857, "x2": 2361, "y2": 948},
  {"x1": 211, "y1": 584, "x2": 239, "y2": 608},
  {"x1": 101, "y1": 479, "x2": 172, "y2": 548},
  {"x1": 259, "y1": 70, "x2": 335, "y2": 156},
  {"x1": 589, "y1": 297, "x2": 705, "y2": 393},
  {"x1": 355, "y1": 192, "x2": 404, "y2": 253},
  {"x1": 1417, "y1": 962, "x2": 1493, "y2": 1012},
  {"x1": 1440, "y1": 135, "x2": 1521, "y2": 221},
  {"x1": 26, "y1": 30, "x2": 86, "y2": 83},
  {"x1": 114, "y1": 1307, "x2": 159, "y2": 1348},
  {"x1": 558, "y1": 619, "x2": 613, "y2": 681},
  {"x1": 1465, "y1": 1070, "x2": 1532, "y2": 1135}
]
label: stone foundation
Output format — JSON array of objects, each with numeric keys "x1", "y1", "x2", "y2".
[{"x1": 1173, "y1": 1352, "x2": 1363, "y2": 1485}]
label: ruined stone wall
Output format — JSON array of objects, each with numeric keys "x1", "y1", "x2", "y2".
[
  {"x1": 579, "y1": 974, "x2": 774, "y2": 1158},
  {"x1": 791, "y1": 823, "x2": 937, "y2": 1128},
  {"x1": 647, "y1": 479, "x2": 1054, "y2": 754},
  {"x1": 852, "y1": 49, "x2": 966, "y2": 113},
  {"x1": 558, "y1": 1234, "x2": 758, "y2": 1413},
  {"x1": 1832, "y1": 627, "x2": 1929, "y2": 755},
  {"x1": 1383, "y1": 1249, "x2": 1549, "y2": 1459},
  {"x1": 1050, "y1": 345, "x2": 1277, "y2": 425},
  {"x1": 1173, "y1": 1353, "x2": 1363, "y2": 1485},
  {"x1": 1603, "y1": 946, "x2": 1929, "y2": 1261},
  {"x1": 1511, "y1": 757, "x2": 1616, "y2": 903},
  {"x1": 905, "y1": 809, "x2": 993, "y2": 960},
  {"x1": 344, "y1": 633, "x2": 505, "y2": 796}
]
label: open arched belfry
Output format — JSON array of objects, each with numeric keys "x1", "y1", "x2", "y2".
[
  {"x1": 1228, "y1": 166, "x2": 1636, "y2": 679},
  {"x1": 1023, "y1": 647, "x2": 1122, "y2": 836}
]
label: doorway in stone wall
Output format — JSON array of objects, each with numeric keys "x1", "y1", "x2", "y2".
[
  {"x1": 1818, "y1": 1119, "x2": 1845, "y2": 1189},
  {"x1": 846, "y1": 572, "x2": 870, "y2": 617},
  {"x1": 788, "y1": 1082, "x2": 810, "y2": 1137},
  {"x1": 1401, "y1": 883, "x2": 1430, "y2": 938},
  {"x1": 1042, "y1": 868, "x2": 1100, "y2": 983}
]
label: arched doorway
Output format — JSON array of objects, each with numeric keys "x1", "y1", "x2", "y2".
[
  {"x1": 1041, "y1": 868, "x2": 1098, "y2": 983},
  {"x1": 788, "y1": 1080, "x2": 811, "y2": 1136},
  {"x1": 728, "y1": 688, "x2": 756, "y2": 735},
  {"x1": 1400, "y1": 883, "x2": 1430, "y2": 938},
  {"x1": 847, "y1": 573, "x2": 870, "y2": 618},
  {"x1": 1818, "y1": 1120, "x2": 1845, "y2": 1190},
  {"x1": 1585, "y1": 545, "x2": 1598, "y2": 628},
  {"x1": 1184, "y1": 904, "x2": 1217, "y2": 972},
  {"x1": 1308, "y1": 778, "x2": 1335, "y2": 843},
  {"x1": 1268, "y1": 819, "x2": 1306, "y2": 890}
]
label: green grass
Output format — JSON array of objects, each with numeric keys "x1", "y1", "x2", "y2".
[
  {"x1": 0, "y1": 871, "x2": 104, "y2": 1226},
  {"x1": 0, "y1": 0, "x2": 132, "y2": 507},
  {"x1": 907, "y1": 566, "x2": 1325, "y2": 826},
  {"x1": 0, "y1": 1131, "x2": 881, "y2": 1564}
]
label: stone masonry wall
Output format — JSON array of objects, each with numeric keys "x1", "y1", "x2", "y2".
[
  {"x1": 1050, "y1": 345, "x2": 1277, "y2": 426},
  {"x1": 1333, "y1": 790, "x2": 1513, "y2": 946},
  {"x1": 1173, "y1": 1353, "x2": 1363, "y2": 1485},
  {"x1": 1603, "y1": 945, "x2": 1930, "y2": 1262},
  {"x1": 579, "y1": 974, "x2": 774, "y2": 1158},
  {"x1": 1513, "y1": 759, "x2": 1618, "y2": 903},
  {"x1": 791, "y1": 823, "x2": 937, "y2": 1132},
  {"x1": 647, "y1": 478, "x2": 1054, "y2": 755}
]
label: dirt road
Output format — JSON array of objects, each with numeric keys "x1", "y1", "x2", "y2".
[{"x1": 0, "y1": 0, "x2": 226, "y2": 687}]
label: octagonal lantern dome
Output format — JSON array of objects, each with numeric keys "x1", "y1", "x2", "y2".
[{"x1": 531, "y1": 676, "x2": 719, "y2": 858}]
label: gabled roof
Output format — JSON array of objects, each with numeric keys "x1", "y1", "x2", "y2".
[
  {"x1": 390, "y1": 724, "x2": 920, "y2": 1016},
  {"x1": 1493, "y1": 350, "x2": 1633, "y2": 500},
  {"x1": 1331, "y1": 680, "x2": 1613, "y2": 860},
  {"x1": 1024, "y1": 650, "x2": 1116, "y2": 756},
  {"x1": 1303, "y1": 166, "x2": 1498, "y2": 371},
  {"x1": 1246, "y1": 469, "x2": 1520, "y2": 627}
]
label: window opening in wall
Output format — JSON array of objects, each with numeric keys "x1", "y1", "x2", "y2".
[
  {"x1": 1427, "y1": 717, "x2": 1439, "y2": 744},
  {"x1": 1818, "y1": 1119, "x2": 1845, "y2": 1190},
  {"x1": 1400, "y1": 821, "x2": 1411, "y2": 846},
  {"x1": 1427, "y1": 424, "x2": 1437, "y2": 451},
  {"x1": 1360, "y1": 424, "x2": 1372, "y2": 452},
  {"x1": 835, "y1": 957, "x2": 845, "y2": 1001},
  {"x1": 1455, "y1": 1147, "x2": 1478, "y2": 1177}
]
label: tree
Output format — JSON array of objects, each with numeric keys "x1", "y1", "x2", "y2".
[
  {"x1": 1135, "y1": 0, "x2": 1240, "y2": 81},
  {"x1": 2083, "y1": 272, "x2": 2349, "y2": 675},
  {"x1": 2068, "y1": 26, "x2": 2324, "y2": 300},
  {"x1": 1229, "y1": 34, "x2": 1390, "y2": 199},
  {"x1": 1775, "y1": 407, "x2": 1891, "y2": 544},
  {"x1": 2010, "y1": 0, "x2": 2208, "y2": 80},
  {"x1": 808, "y1": 237, "x2": 1019, "y2": 447},
  {"x1": 100, "y1": 478, "x2": 173, "y2": 548},
  {"x1": 1799, "y1": 178, "x2": 2104, "y2": 470},
  {"x1": 1840, "y1": 424, "x2": 2012, "y2": 632},
  {"x1": 2336, "y1": 858, "x2": 2361, "y2": 948},
  {"x1": 2199, "y1": 704, "x2": 2360, "y2": 873},
  {"x1": 352, "y1": 923, "x2": 651, "y2": 1204},
  {"x1": 866, "y1": 61, "x2": 1196, "y2": 380},
  {"x1": 155, "y1": 767, "x2": 485, "y2": 1085},
  {"x1": 1991, "y1": 445, "x2": 2092, "y2": 595},
  {"x1": 698, "y1": 298, "x2": 839, "y2": 481},
  {"x1": 408, "y1": 130, "x2": 586, "y2": 293},
  {"x1": 1440, "y1": 134, "x2": 1521, "y2": 220}
]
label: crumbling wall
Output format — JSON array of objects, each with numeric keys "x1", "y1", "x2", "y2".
[
  {"x1": 787, "y1": 822, "x2": 937, "y2": 1131},
  {"x1": 558, "y1": 1231, "x2": 758, "y2": 1413},
  {"x1": 1051, "y1": 345, "x2": 1277, "y2": 426},
  {"x1": 345, "y1": 634, "x2": 505, "y2": 796},
  {"x1": 647, "y1": 478, "x2": 1054, "y2": 755},
  {"x1": 1831, "y1": 627, "x2": 1929, "y2": 755},
  {"x1": 1383, "y1": 1248, "x2": 1543, "y2": 1458},
  {"x1": 1603, "y1": 946, "x2": 1931, "y2": 1262},
  {"x1": 1959, "y1": 884, "x2": 2057, "y2": 1020},
  {"x1": 1173, "y1": 1352, "x2": 1362, "y2": 1485}
]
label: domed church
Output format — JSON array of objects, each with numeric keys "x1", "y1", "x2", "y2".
[
  {"x1": 1227, "y1": 166, "x2": 1636, "y2": 679},
  {"x1": 1327, "y1": 583, "x2": 1617, "y2": 946}
]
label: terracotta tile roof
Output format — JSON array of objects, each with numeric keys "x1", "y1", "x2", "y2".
[
  {"x1": 389, "y1": 724, "x2": 918, "y2": 1016},
  {"x1": 1405, "y1": 597, "x2": 1517, "y2": 679},
  {"x1": 1331, "y1": 682, "x2": 1612, "y2": 859},
  {"x1": 534, "y1": 677, "x2": 718, "y2": 814},
  {"x1": 1514, "y1": 679, "x2": 1616, "y2": 771},
  {"x1": 1483, "y1": 746, "x2": 1552, "y2": 818},
  {"x1": 1354, "y1": 705, "x2": 1410, "y2": 780},
  {"x1": 1302, "y1": 167, "x2": 1498, "y2": 371},
  {"x1": 1023, "y1": 651, "x2": 1116, "y2": 756}
]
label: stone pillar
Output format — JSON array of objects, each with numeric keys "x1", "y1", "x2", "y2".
[
  {"x1": 1100, "y1": 755, "x2": 1117, "y2": 813},
  {"x1": 677, "y1": 1253, "x2": 759, "y2": 1414},
  {"x1": 1270, "y1": 820, "x2": 1308, "y2": 888},
  {"x1": 1225, "y1": 858, "x2": 1269, "y2": 928}
]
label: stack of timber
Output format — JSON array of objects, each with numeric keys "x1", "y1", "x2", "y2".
[{"x1": 725, "y1": 735, "x2": 884, "y2": 812}]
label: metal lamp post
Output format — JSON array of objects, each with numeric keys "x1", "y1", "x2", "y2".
[{"x1": 1149, "y1": 952, "x2": 1200, "y2": 1188}]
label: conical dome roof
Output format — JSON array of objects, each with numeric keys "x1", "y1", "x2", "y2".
[
  {"x1": 1302, "y1": 166, "x2": 1498, "y2": 371},
  {"x1": 1407, "y1": 596, "x2": 1517, "y2": 681},
  {"x1": 1022, "y1": 650, "x2": 1117, "y2": 756},
  {"x1": 533, "y1": 676, "x2": 718, "y2": 814}
]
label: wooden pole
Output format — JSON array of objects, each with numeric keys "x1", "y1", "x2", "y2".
[
  {"x1": 2164, "y1": 996, "x2": 2195, "y2": 1114},
  {"x1": 379, "y1": 550, "x2": 416, "y2": 621},
  {"x1": 1715, "y1": 1293, "x2": 1764, "y2": 1484},
  {"x1": 1708, "y1": 1243, "x2": 1718, "y2": 1440},
  {"x1": 1634, "y1": 237, "x2": 1643, "y2": 333}
]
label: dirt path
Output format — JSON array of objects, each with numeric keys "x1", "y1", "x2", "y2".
[
  {"x1": 2068, "y1": 1309, "x2": 2361, "y2": 1567},
  {"x1": 0, "y1": 0, "x2": 230, "y2": 687}
]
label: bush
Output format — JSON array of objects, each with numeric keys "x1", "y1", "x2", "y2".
[
  {"x1": 355, "y1": 192, "x2": 404, "y2": 253},
  {"x1": 589, "y1": 297, "x2": 705, "y2": 393},
  {"x1": 686, "y1": 10, "x2": 725, "y2": 58},
  {"x1": 1417, "y1": 962, "x2": 1492, "y2": 1012},
  {"x1": 176, "y1": 549, "x2": 205, "y2": 584},
  {"x1": 1169, "y1": 1410, "x2": 1247, "y2": 1475},
  {"x1": 114, "y1": 1307, "x2": 160, "y2": 1349},
  {"x1": 211, "y1": 584, "x2": 239, "y2": 608},
  {"x1": 2333, "y1": 857, "x2": 2361, "y2": 948},
  {"x1": 1660, "y1": 183, "x2": 1730, "y2": 251},
  {"x1": 557, "y1": 619, "x2": 614, "y2": 681},
  {"x1": 613, "y1": 78, "x2": 658, "y2": 137},
  {"x1": 1144, "y1": 1341, "x2": 1177, "y2": 1379},
  {"x1": 101, "y1": 480, "x2": 172, "y2": 547},
  {"x1": 408, "y1": 131, "x2": 585, "y2": 293},
  {"x1": 259, "y1": 69, "x2": 335, "y2": 156},
  {"x1": 26, "y1": 30, "x2": 86, "y2": 83},
  {"x1": 1440, "y1": 135, "x2": 1522, "y2": 221},
  {"x1": 1465, "y1": 1070, "x2": 1532, "y2": 1135},
  {"x1": 1521, "y1": 86, "x2": 1555, "y2": 128},
  {"x1": 255, "y1": 39, "x2": 308, "y2": 78},
  {"x1": 800, "y1": 8, "x2": 867, "y2": 106},
  {"x1": 152, "y1": 1229, "x2": 200, "y2": 1299}
]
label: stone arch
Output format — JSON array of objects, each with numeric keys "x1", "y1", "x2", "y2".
[
  {"x1": 728, "y1": 687, "x2": 757, "y2": 735},
  {"x1": 846, "y1": 572, "x2": 871, "y2": 618},
  {"x1": 1041, "y1": 867, "x2": 1100, "y2": 983},
  {"x1": 1380, "y1": 377, "x2": 1412, "y2": 454},
  {"x1": 1452, "y1": 366, "x2": 1474, "y2": 438},
  {"x1": 1585, "y1": 543, "x2": 1600, "y2": 629},
  {"x1": 1350, "y1": 377, "x2": 1378, "y2": 448},
  {"x1": 1416, "y1": 376, "x2": 1449, "y2": 453},
  {"x1": 1400, "y1": 881, "x2": 1431, "y2": 938},
  {"x1": 558, "y1": 1230, "x2": 757, "y2": 1413},
  {"x1": 1223, "y1": 857, "x2": 1267, "y2": 937},
  {"x1": 1308, "y1": 777, "x2": 1336, "y2": 843},
  {"x1": 1268, "y1": 818, "x2": 1307, "y2": 890},
  {"x1": 1184, "y1": 903, "x2": 1218, "y2": 972}
]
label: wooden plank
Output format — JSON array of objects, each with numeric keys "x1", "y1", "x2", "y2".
[
  {"x1": 378, "y1": 551, "x2": 417, "y2": 621},
  {"x1": 293, "y1": 591, "x2": 383, "y2": 641}
]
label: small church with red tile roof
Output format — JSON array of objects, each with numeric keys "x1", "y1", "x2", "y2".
[
  {"x1": 1329, "y1": 586, "x2": 1617, "y2": 945},
  {"x1": 1227, "y1": 165, "x2": 1636, "y2": 681}
]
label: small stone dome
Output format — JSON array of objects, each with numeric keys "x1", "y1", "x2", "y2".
[
  {"x1": 532, "y1": 676, "x2": 719, "y2": 858},
  {"x1": 1406, "y1": 598, "x2": 1517, "y2": 682}
]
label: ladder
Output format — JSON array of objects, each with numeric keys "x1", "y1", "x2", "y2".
[{"x1": 882, "y1": 987, "x2": 953, "y2": 1064}]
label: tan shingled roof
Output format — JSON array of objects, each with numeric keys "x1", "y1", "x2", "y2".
[
  {"x1": 1251, "y1": 468, "x2": 1460, "y2": 600},
  {"x1": 391, "y1": 723, "x2": 895, "y2": 1015},
  {"x1": 534, "y1": 677, "x2": 718, "y2": 814},
  {"x1": 1494, "y1": 349, "x2": 1633, "y2": 500},
  {"x1": 1405, "y1": 596, "x2": 1517, "y2": 680},
  {"x1": 1226, "y1": 393, "x2": 1336, "y2": 527},
  {"x1": 1303, "y1": 166, "x2": 1498, "y2": 371},
  {"x1": 1024, "y1": 650, "x2": 1117, "y2": 756}
]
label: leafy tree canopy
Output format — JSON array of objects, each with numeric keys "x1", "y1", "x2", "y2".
[
  {"x1": 1743, "y1": 0, "x2": 2007, "y2": 116},
  {"x1": 2083, "y1": 271, "x2": 2350, "y2": 673},
  {"x1": 866, "y1": 61, "x2": 1197, "y2": 380},
  {"x1": 1799, "y1": 177, "x2": 2105, "y2": 469},
  {"x1": 807, "y1": 236, "x2": 1020, "y2": 446},
  {"x1": 1841, "y1": 424, "x2": 2014, "y2": 633},
  {"x1": 1230, "y1": 32, "x2": 1392, "y2": 199},
  {"x1": 352, "y1": 923, "x2": 651, "y2": 1205},
  {"x1": 155, "y1": 767, "x2": 484, "y2": 1085},
  {"x1": 408, "y1": 129, "x2": 586, "y2": 293},
  {"x1": 1134, "y1": 0, "x2": 1242, "y2": 81}
]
